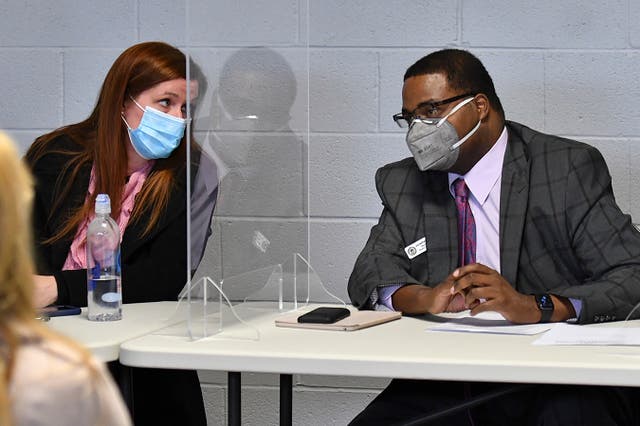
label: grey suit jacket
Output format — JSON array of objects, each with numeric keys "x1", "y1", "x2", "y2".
[{"x1": 348, "y1": 121, "x2": 640, "y2": 324}]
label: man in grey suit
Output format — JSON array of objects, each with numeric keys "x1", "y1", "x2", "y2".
[{"x1": 348, "y1": 49, "x2": 640, "y2": 425}]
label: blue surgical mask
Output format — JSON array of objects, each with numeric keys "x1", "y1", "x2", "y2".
[{"x1": 122, "y1": 97, "x2": 187, "y2": 160}]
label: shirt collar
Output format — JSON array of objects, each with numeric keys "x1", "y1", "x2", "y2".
[{"x1": 449, "y1": 126, "x2": 508, "y2": 205}]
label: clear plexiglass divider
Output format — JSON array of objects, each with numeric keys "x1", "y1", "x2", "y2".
[
  {"x1": 242, "y1": 253, "x2": 345, "y2": 309},
  {"x1": 171, "y1": 0, "x2": 323, "y2": 341},
  {"x1": 155, "y1": 253, "x2": 345, "y2": 341},
  {"x1": 153, "y1": 277, "x2": 261, "y2": 342}
]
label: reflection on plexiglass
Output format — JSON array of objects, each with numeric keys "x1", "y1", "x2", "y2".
[
  {"x1": 181, "y1": 47, "x2": 341, "y2": 340},
  {"x1": 160, "y1": 253, "x2": 344, "y2": 341}
]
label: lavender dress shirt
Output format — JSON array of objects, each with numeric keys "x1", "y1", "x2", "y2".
[{"x1": 374, "y1": 127, "x2": 581, "y2": 318}]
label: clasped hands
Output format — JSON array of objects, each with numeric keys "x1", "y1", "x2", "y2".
[{"x1": 426, "y1": 263, "x2": 538, "y2": 324}]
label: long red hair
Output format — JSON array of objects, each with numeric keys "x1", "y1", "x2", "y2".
[{"x1": 26, "y1": 41, "x2": 197, "y2": 242}]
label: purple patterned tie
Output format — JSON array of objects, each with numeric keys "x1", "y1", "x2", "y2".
[{"x1": 453, "y1": 178, "x2": 476, "y2": 266}]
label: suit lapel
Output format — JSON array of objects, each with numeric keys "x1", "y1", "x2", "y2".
[
  {"x1": 51, "y1": 163, "x2": 92, "y2": 269},
  {"x1": 500, "y1": 124, "x2": 530, "y2": 287},
  {"x1": 121, "y1": 167, "x2": 187, "y2": 261},
  {"x1": 422, "y1": 171, "x2": 458, "y2": 280}
]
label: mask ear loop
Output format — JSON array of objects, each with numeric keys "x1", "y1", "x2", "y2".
[
  {"x1": 121, "y1": 95, "x2": 145, "y2": 130},
  {"x1": 121, "y1": 114, "x2": 133, "y2": 130},
  {"x1": 435, "y1": 96, "x2": 480, "y2": 150},
  {"x1": 436, "y1": 96, "x2": 476, "y2": 128},
  {"x1": 451, "y1": 119, "x2": 481, "y2": 150},
  {"x1": 129, "y1": 95, "x2": 146, "y2": 112}
]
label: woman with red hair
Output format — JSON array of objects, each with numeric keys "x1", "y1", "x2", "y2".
[{"x1": 26, "y1": 41, "x2": 210, "y2": 425}]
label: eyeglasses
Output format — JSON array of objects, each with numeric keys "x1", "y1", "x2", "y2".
[{"x1": 392, "y1": 93, "x2": 475, "y2": 128}]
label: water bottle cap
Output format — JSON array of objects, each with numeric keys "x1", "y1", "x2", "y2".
[{"x1": 95, "y1": 193, "x2": 111, "y2": 214}]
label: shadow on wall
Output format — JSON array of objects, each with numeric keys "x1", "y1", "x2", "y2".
[{"x1": 192, "y1": 47, "x2": 309, "y2": 300}]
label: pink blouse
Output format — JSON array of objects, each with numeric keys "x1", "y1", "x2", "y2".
[{"x1": 62, "y1": 161, "x2": 154, "y2": 270}]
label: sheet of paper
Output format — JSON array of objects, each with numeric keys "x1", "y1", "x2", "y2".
[
  {"x1": 426, "y1": 310, "x2": 552, "y2": 335},
  {"x1": 532, "y1": 323, "x2": 640, "y2": 346}
]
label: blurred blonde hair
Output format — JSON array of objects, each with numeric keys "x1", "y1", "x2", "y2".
[
  {"x1": 0, "y1": 132, "x2": 99, "y2": 425},
  {"x1": 0, "y1": 132, "x2": 35, "y2": 323},
  {"x1": 0, "y1": 131, "x2": 35, "y2": 425}
]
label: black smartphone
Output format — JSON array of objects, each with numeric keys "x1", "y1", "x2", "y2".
[
  {"x1": 297, "y1": 307, "x2": 351, "y2": 324},
  {"x1": 39, "y1": 305, "x2": 82, "y2": 317}
]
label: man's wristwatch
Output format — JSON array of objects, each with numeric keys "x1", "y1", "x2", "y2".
[{"x1": 535, "y1": 294, "x2": 554, "y2": 323}]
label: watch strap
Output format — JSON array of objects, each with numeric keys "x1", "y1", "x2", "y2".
[{"x1": 535, "y1": 294, "x2": 554, "y2": 323}]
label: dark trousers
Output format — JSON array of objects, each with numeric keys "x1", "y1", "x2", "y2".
[
  {"x1": 349, "y1": 379, "x2": 639, "y2": 426},
  {"x1": 109, "y1": 362, "x2": 207, "y2": 426}
]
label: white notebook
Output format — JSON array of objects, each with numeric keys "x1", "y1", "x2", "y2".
[{"x1": 275, "y1": 308, "x2": 401, "y2": 331}]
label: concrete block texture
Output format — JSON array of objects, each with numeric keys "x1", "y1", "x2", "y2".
[
  {"x1": 0, "y1": 49, "x2": 61, "y2": 129},
  {"x1": 0, "y1": 0, "x2": 136, "y2": 47},
  {"x1": 463, "y1": 0, "x2": 628, "y2": 48},
  {"x1": 308, "y1": 134, "x2": 406, "y2": 217},
  {"x1": 292, "y1": 387, "x2": 379, "y2": 425},
  {"x1": 632, "y1": 1, "x2": 640, "y2": 47},
  {"x1": 180, "y1": 0, "x2": 299, "y2": 46},
  {"x1": 212, "y1": 385, "x2": 379, "y2": 426},
  {"x1": 309, "y1": 220, "x2": 378, "y2": 303},
  {"x1": 473, "y1": 51, "x2": 545, "y2": 131},
  {"x1": 545, "y1": 51, "x2": 640, "y2": 137},
  {"x1": 63, "y1": 49, "x2": 122, "y2": 123},
  {"x1": 212, "y1": 132, "x2": 306, "y2": 217},
  {"x1": 201, "y1": 385, "x2": 226, "y2": 426},
  {"x1": 139, "y1": 0, "x2": 187, "y2": 45},
  {"x1": 308, "y1": 0, "x2": 457, "y2": 47},
  {"x1": 212, "y1": 219, "x2": 309, "y2": 298},
  {"x1": 628, "y1": 139, "x2": 640, "y2": 221},
  {"x1": 309, "y1": 49, "x2": 378, "y2": 132}
]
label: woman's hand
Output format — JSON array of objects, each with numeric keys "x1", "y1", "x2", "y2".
[{"x1": 33, "y1": 275, "x2": 58, "y2": 308}]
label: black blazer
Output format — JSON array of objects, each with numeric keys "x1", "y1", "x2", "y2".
[
  {"x1": 29, "y1": 134, "x2": 212, "y2": 307},
  {"x1": 348, "y1": 121, "x2": 640, "y2": 324}
]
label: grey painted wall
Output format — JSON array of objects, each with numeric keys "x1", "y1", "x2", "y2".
[{"x1": 2, "y1": 1, "x2": 640, "y2": 424}]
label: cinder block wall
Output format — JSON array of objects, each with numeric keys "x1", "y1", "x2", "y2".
[{"x1": 2, "y1": 1, "x2": 640, "y2": 424}]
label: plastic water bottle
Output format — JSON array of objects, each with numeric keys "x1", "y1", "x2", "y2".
[{"x1": 86, "y1": 194, "x2": 122, "y2": 321}]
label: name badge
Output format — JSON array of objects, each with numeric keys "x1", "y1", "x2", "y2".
[{"x1": 404, "y1": 237, "x2": 426, "y2": 260}]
